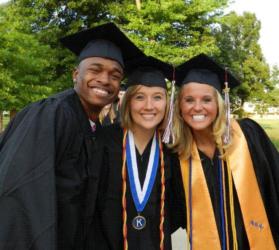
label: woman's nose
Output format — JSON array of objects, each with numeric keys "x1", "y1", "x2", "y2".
[
  {"x1": 193, "y1": 101, "x2": 202, "y2": 111},
  {"x1": 144, "y1": 97, "x2": 153, "y2": 109}
]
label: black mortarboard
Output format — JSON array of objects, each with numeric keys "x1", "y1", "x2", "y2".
[
  {"x1": 176, "y1": 53, "x2": 240, "y2": 92},
  {"x1": 60, "y1": 22, "x2": 144, "y2": 68},
  {"x1": 125, "y1": 56, "x2": 173, "y2": 89}
]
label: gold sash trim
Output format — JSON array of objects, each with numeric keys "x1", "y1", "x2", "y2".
[
  {"x1": 179, "y1": 120, "x2": 275, "y2": 249},
  {"x1": 226, "y1": 121, "x2": 275, "y2": 249},
  {"x1": 180, "y1": 142, "x2": 221, "y2": 250}
]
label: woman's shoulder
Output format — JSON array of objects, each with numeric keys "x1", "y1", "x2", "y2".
[
  {"x1": 162, "y1": 144, "x2": 181, "y2": 169},
  {"x1": 237, "y1": 118, "x2": 267, "y2": 136},
  {"x1": 238, "y1": 117, "x2": 261, "y2": 127},
  {"x1": 236, "y1": 117, "x2": 277, "y2": 152}
]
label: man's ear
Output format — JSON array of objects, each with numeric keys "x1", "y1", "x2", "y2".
[{"x1": 72, "y1": 68, "x2": 78, "y2": 83}]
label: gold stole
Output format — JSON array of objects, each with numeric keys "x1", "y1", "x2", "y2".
[{"x1": 179, "y1": 120, "x2": 276, "y2": 249}]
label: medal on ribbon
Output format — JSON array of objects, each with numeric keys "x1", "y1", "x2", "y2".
[{"x1": 126, "y1": 130, "x2": 159, "y2": 230}]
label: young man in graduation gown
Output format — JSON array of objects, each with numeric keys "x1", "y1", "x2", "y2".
[{"x1": 0, "y1": 23, "x2": 144, "y2": 250}]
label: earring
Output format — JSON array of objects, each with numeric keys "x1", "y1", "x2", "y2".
[{"x1": 73, "y1": 79, "x2": 77, "y2": 83}]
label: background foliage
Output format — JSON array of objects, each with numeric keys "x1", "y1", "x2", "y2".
[{"x1": 0, "y1": 0, "x2": 278, "y2": 130}]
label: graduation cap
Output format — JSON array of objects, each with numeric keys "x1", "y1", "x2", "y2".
[
  {"x1": 125, "y1": 56, "x2": 174, "y2": 89},
  {"x1": 60, "y1": 22, "x2": 144, "y2": 68},
  {"x1": 176, "y1": 53, "x2": 240, "y2": 92}
]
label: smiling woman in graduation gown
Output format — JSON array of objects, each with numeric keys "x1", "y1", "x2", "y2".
[
  {"x1": 171, "y1": 53, "x2": 279, "y2": 249},
  {"x1": 94, "y1": 56, "x2": 184, "y2": 250}
]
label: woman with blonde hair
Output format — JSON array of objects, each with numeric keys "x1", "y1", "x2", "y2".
[
  {"x1": 96, "y1": 56, "x2": 183, "y2": 250},
  {"x1": 171, "y1": 54, "x2": 279, "y2": 250}
]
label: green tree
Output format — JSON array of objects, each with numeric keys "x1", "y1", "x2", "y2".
[
  {"x1": 215, "y1": 11, "x2": 271, "y2": 114},
  {"x1": 106, "y1": 0, "x2": 230, "y2": 64},
  {"x1": 6, "y1": 0, "x2": 121, "y2": 93},
  {"x1": 1, "y1": 0, "x2": 273, "y2": 124},
  {"x1": 13, "y1": 0, "x2": 231, "y2": 64},
  {"x1": 0, "y1": 4, "x2": 55, "y2": 113},
  {"x1": 6, "y1": 0, "x2": 233, "y2": 91},
  {"x1": 268, "y1": 65, "x2": 279, "y2": 107},
  {"x1": 1, "y1": 0, "x2": 119, "y2": 130}
]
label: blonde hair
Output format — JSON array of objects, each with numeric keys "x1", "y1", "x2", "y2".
[
  {"x1": 120, "y1": 85, "x2": 170, "y2": 132},
  {"x1": 170, "y1": 86, "x2": 231, "y2": 159},
  {"x1": 99, "y1": 104, "x2": 114, "y2": 124},
  {"x1": 120, "y1": 84, "x2": 169, "y2": 249}
]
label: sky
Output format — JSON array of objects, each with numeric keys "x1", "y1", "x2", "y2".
[{"x1": 0, "y1": 0, "x2": 278, "y2": 67}]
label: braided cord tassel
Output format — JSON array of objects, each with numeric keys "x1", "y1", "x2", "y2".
[
  {"x1": 122, "y1": 129, "x2": 128, "y2": 250},
  {"x1": 221, "y1": 159, "x2": 230, "y2": 250},
  {"x1": 223, "y1": 69, "x2": 231, "y2": 145},
  {"x1": 225, "y1": 155, "x2": 238, "y2": 250},
  {"x1": 158, "y1": 133, "x2": 165, "y2": 250},
  {"x1": 162, "y1": 66, "x2": 176, "y2": 144}
]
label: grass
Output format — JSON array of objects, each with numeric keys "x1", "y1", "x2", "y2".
[{"x1": 254, "y1": 119, "x2": 279, "y2": 150}]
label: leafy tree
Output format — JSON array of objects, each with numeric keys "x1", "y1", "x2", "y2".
[
  {"x1": 0, "y1": 4, "x2": 55, "y2": 113},
  {"x1": 1, "y1": 0, "x2": 118, "y2": 130},
  {"x1": 4, "y1": 0, "x2": 233, "y2": 93},
  {"x1": 6, "y1": 0, "x2": 121, "y2": 93},
  {"x1": 1, "y1": 0, "x2": 274, "y2": 126},
  {"x1": 12, "y1": 0, "x2": 232, "y2": 65},
  {"x1": 215, "y1": 11, "x2": 271, "y2": 113},
  {"x1": 106, "y1": 0, "x2": 230, "y2": 64},
  {"x1": 268, "y1": 65, "x2": 279, "y2": 107}
]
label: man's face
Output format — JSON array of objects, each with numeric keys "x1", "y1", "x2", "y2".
[{"x1": 73, "y1": 57, "x2": 123, "y2": 115}]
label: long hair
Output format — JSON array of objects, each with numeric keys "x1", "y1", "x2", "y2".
[
  {"x1": 120, "y1": 85, "x2": 169, "y2": 249},
  {"x1": 170, "y1": 86, "x2": 231, "y2": 159},
  {"x1": 120, "y1": 85, "x2": 170, "y2": 132},
  {"x1": 99, "y1": 102, "x2": 118, "y2": 124}
]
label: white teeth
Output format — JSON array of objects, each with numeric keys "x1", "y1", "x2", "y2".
[
  {"x1": 92, "y1": 88, "x2": 108, "y2": 96},
  {"x1": 192, "y1": 115, "x2": 205, "y2": 121},
  {"x1": 142, "y1": 114, "x2": 155, "y2": 119}
]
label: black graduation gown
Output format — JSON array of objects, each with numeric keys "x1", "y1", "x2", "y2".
[
  {"x1": 180, "y1": 118, "x2": 279, "y2": 249},
  {"x1": 95, "y1": 124, "x2": 183, "y2": 250},
  {"x1": 0, "y1": 89, "x2": 104, "y2": 250}
]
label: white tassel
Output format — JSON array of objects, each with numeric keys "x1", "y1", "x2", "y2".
[
  {"x1": 162, "y1": 80, "x2": 175, "y2": 144},
  {"x1": 223, "y1": 80, "x2": 231, "y2": 145}
]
